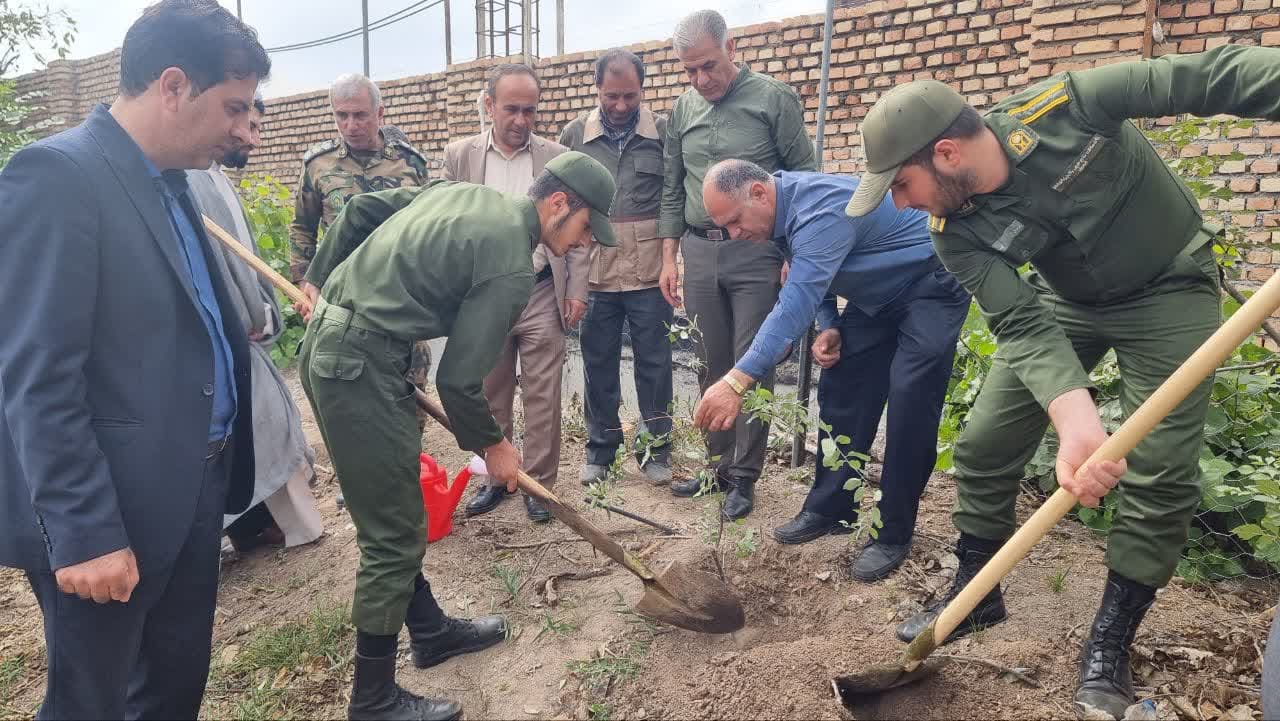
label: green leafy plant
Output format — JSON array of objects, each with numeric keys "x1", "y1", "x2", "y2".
[{"x1": 238, "y1": 173, "x2": 307, "y2": 368}]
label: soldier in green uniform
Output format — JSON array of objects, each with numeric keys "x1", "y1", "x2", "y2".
[
  {"x1": 300, "y1": 152, "x2": 616, "y2": 721},
  {"x1": 846, "y1": 45, "x2": 1280, "y2": 719}
]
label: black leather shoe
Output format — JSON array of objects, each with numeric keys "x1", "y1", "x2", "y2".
[
  {"x1": 348, "y1": 651, "x2": 461, "y2": 721},
  {"x1": 721, "y1": 478, "x2": 755, "y2": 520},
  {"x1": 524, "y1": 495, "x2": 551, "y2": 523},
  {"x1": 772, "y1": 511, "x2": 852, "y2": 544},
  {"x1": 409, "y1": 613, "x2": 508, "y2": 670},
  {"x1": 464, "y1": 483, "x2": 507, "y2": 517},
  {"x1": 896, "y1": 534, "x2": 1008, "y2": 644},
  {"x1": 1073, "y1": 571, "x2": 1156, "y2": 720},
  {"x1": 851, "y1": 540, "x2": 912, "y2": 582},
  {"x1": 670, "y1": 474, "x2": 725, "y2": 498}
]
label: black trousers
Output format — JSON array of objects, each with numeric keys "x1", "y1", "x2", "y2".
[
  {"x1": 27, "y1": 445, "x2": 230, "y2": 720},
  {"x1": 581, "y1": 287, "x2": 675, "y2": 467},
  {"x1": 802, "y1": 265, "x2": 970, "y2": 545}
]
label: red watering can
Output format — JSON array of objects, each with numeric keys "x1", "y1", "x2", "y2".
[{"x1": 419, "y1": 453, "x2": 471, "y2": 543}]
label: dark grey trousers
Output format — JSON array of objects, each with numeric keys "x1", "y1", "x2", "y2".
[
  {"x1": 681, "y1": 232, "x2": 782, "y2": 481},
  {"x1": 581, "y1": 287, "x2": 675, "y2": 467},
  {"x1": 27, "y1": 447, "x2": 229, "y2": 720}
]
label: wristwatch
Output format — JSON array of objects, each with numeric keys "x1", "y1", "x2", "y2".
[{"x1": 722, "y1": 374, "x2": 748, "y2": 396}]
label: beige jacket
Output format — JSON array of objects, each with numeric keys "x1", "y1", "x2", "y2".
[
  {"x1": 559, "y1": 107, "x2": 666, "y2": 292},
  {"x1": 442, "y1": 131, "x2": 589, "y2": 330}
]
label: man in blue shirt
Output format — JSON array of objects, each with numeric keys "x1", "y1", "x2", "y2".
[{"x1": 693, "y1": 160, "x2": 970, "y2": 581}]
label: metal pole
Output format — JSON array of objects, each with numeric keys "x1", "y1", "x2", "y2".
[
  {"x1": 236, "y1": 0, "x2": 242, "y2": 19},
  {"x1": 444, "y1": 0, "x2": 453, "y2": 65},
  {"x1": 791, "y1": 0, "x2": 836, "y2": 468},
  {"x1": 361, "y1": 0, "x2": 370, "y2": 76},
  {"x1": 556, "y1": 0, "x2": 564, "y2": 55},
  {"x1": 522, "y1": 0, "x2": 532, "y2": 62},
  {"x1": 504, "y1": 1, "x2": 510, "y2": 56}
]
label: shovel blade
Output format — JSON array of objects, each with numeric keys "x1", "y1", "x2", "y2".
[
  {"x1": 831, "y1": 657, "x2": 949, "y2": 702},
  {"x1": 633, "y1": 561, "x2": 745, "y2": 634}
]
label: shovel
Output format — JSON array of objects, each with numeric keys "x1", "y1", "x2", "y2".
[
  {"x1": 412, "y1": 388, "x2": 745, "y2": 635},
  {"x1": 200, "y1": 215, "x2": 747, "y2": 635},
  {"x1": 832, "y1": 266, "x2": 1280, "y2": 704}
]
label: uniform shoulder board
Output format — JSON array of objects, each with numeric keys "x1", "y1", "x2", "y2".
[
  {"x1": 381, "y1": 127, "x2": 426, "y2": 163},
  {"x1": 381, "y1": 125, "x2": 410, "y2": 145},
  {"x1": 1008, "y1": 80, "x2": 1071, "y2": 125},
  {"x1": 928, "y1": 215, "x2": 947, "y2": 233},
  {"x1": 389, "y1": 139, "x2": 427, "y2": 164},
  {"x1": 303, "y1": 139, "x2": 340, "y2": 164}
]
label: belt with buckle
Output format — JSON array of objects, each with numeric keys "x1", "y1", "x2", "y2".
[
  {"x1": 206, "y1": 434, "x2": 232, "y2": 460},
  {"x1": 690, "y1": 226, "x2": 731, "y2": 241}
]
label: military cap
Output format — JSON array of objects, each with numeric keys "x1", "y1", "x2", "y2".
[
  {"x1": 543, "y1": 151, "x2": 618, "y2": 246},
  {"x1": 845, "y1": 80, "x2": 968, "y2": 217}
]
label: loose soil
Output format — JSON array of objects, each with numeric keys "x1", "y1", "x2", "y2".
[{"x1": 1, "y1": 369, "x2": 1273, "y2": 720}]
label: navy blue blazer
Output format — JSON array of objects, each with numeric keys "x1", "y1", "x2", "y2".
[{"x1": 0, "y1": 105, "x2": 255, "y2": 574}]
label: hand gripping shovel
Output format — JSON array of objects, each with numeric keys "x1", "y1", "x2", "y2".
[
  {"x1": 832, "y1": 266, "x2": 1280, "y2": 705},
  {"x1": 199, "y1": 216, "x2": 746, "y2": 635}
]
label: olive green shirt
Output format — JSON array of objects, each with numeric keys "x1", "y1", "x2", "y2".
[
  {"x1": 288, "y1": 127, "x2": 429, "y2": 282},
  {"x1": 930, "y1": 45, "x2": 1280, "y2": 409},
  {"x1": 659, "y1": 66, "x2": 817, "y2": 238},
  {"x1": 306, "y1": 181, "x2": 536, "y2": 451}
]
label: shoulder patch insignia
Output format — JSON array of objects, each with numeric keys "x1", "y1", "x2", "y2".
[
  {"x1": 303, "y1": 139, "x2": 340, "y2": 164},
  {"x1": 929, "y1": 215, "x2": 947, "y2": 233},
  {"x1": 1006, "y1": 128, "x2": 1038, "y2": 158}
]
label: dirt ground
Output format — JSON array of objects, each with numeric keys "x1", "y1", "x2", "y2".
[{"x1": 0, "y1": 370, "x2": 1274, "y2": 720}]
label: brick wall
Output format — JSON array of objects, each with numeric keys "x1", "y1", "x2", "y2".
[{"x1": 12, "y1": 2, "x2": 1280, "y2": 343}]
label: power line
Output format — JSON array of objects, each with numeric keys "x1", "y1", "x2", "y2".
[
  {"x1": 266, "y1": 0, "x2": 439, "y2": 52},
  {"x1": 265, "y1": 0, "x2": 434, "y2": 52},
  {"x1": 264, "y1": 0, "x2": 444, "y2": 53}
]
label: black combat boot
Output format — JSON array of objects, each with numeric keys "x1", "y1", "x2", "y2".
[
  {"x1": 896, "y1": 533, "x2": 1008, "y2": 643},
  {"x1": 405, "y1": 578, "x2": 507, "y2": 669},
  {"x1": 670, "y1": 472, "x2": 727, "y2": 498},
  {"x1": 348, "y1": 646, "x2": 461, "y2": 721},
  {"x1": 721, "y1": 477, "x2": 755, "y2": 520},
  {"x1": 1073, "y1": 570, "x2": 1156, "y2": 720}
]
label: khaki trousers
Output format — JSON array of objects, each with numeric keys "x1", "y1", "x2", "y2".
[{"x1": 483, "y1": 279, "x2": 565, "y2": 488}]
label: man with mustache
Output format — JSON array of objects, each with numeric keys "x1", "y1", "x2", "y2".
[
  {"x1": 559, "y1": 49, "x2": 676, "y2": 488},
  {"x1": 443, "y1": 64, "x2": 590, "y2": 523},
  {"x1": 659, "y1": 8, "x2": 817, "y2": 519}
]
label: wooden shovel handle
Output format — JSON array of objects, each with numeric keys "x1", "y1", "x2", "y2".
[
  {"x1": 409, "y1": 389, "x2": 657, "y2": 582},
  {"x1": 934, "y1": 268, "x2": 1280, "y2": 642},
  {"x1": 201, "y1": 215, "x2": 310, "y2": 308},
  {"x1": 515, "y1": 470, "x2": 657, "y2": 581},
  {"x1": 201, "y1": 215, "x2": 660, "y2": 586}
]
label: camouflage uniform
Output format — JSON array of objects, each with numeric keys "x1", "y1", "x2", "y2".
[{"x1": 289, "y1": 126, "x2": 435, "y2": 423}]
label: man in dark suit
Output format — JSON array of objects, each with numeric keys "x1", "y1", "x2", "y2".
[{"x1": 0, "y1": 2, "x2": 269, "y2": 718}]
